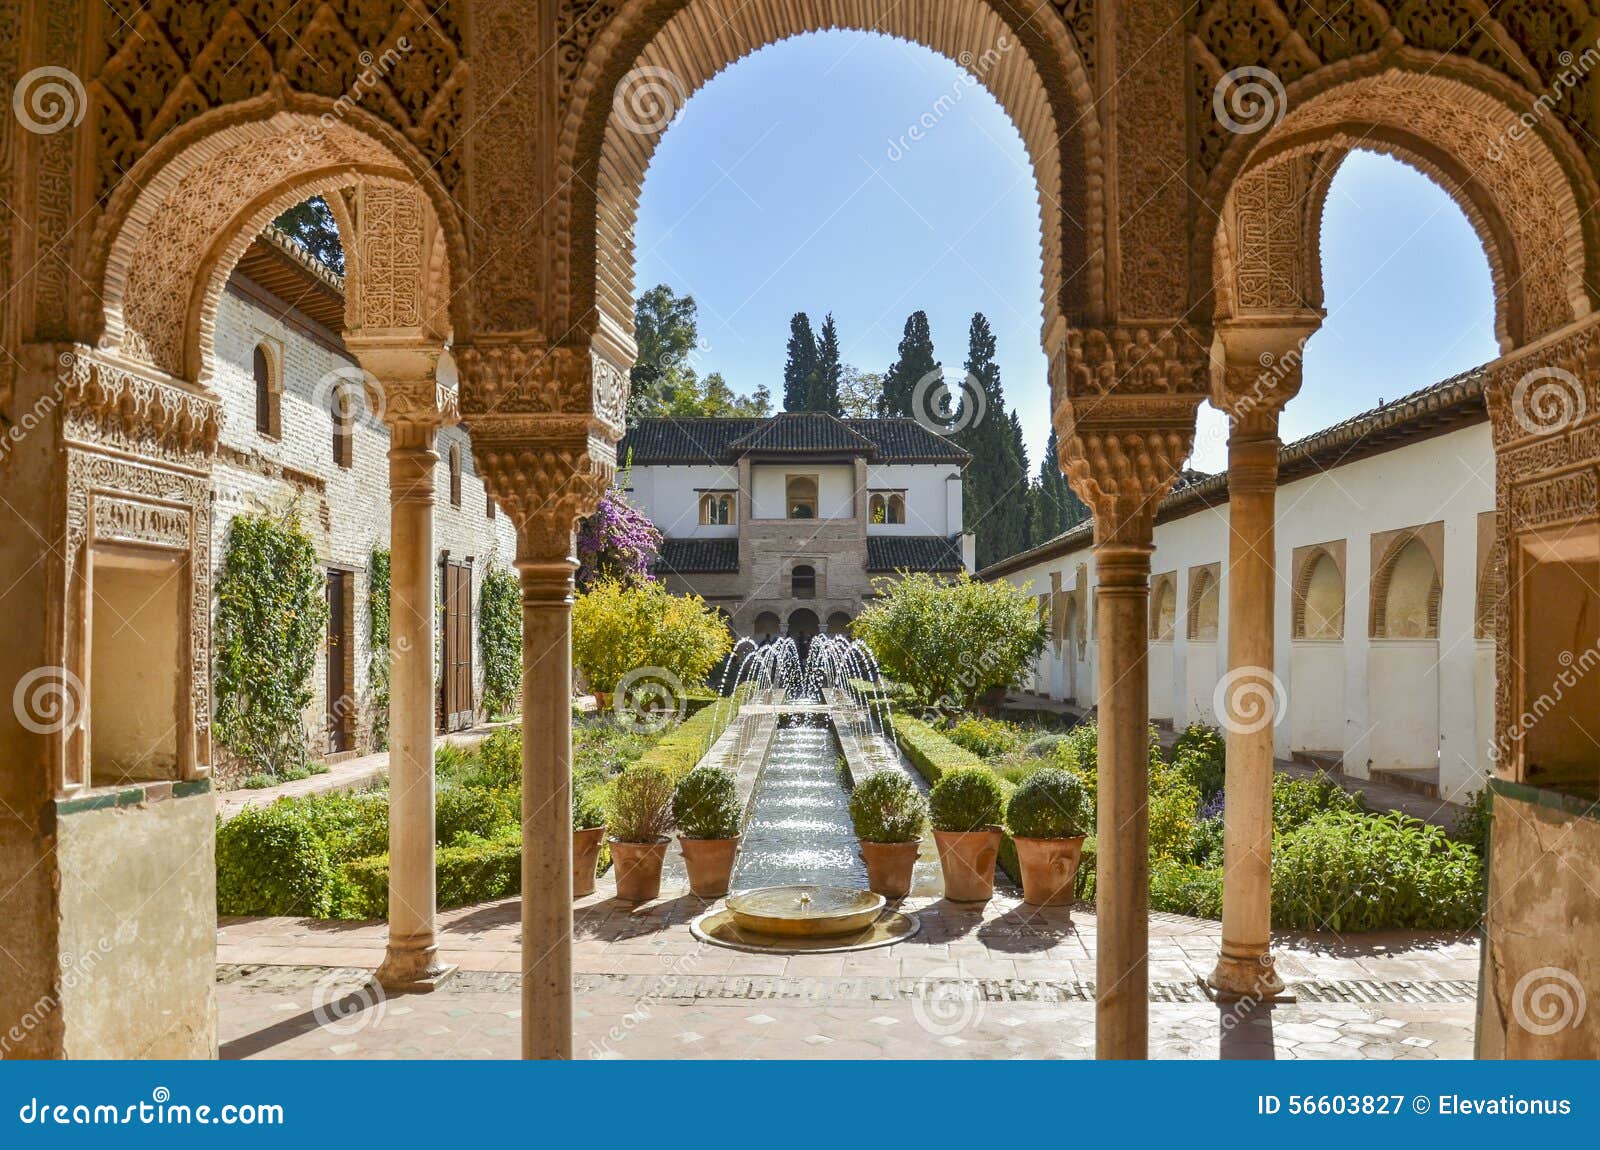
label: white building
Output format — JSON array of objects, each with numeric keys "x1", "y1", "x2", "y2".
[
  {"x1": 620, "y1": 412, "x2": 974, "y2": 645},
  {"x1": 982, "y1": 372, "x2": 1498, "y2": 802}
]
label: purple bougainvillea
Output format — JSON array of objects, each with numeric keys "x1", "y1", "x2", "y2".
[{"x1": 576, "y1": 489, "x2": 662, "y2": 591}]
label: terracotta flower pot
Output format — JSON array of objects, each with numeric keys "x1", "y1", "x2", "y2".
[
  {"x1": 609, "y1": 836, "x2": 669, "y2": 902},
  {"x1": 592, "y1": 691, "x2": 612, "y2": 710},
  {"x1": 678, "y1": 835, "x2": 740, "y2": 898},
  {"x1": 1012, "y1": 835, "x2": 1085, "y2": 907},
  {"x1": 573, "y1": 825, "x2": 606, "y2": 898},
  {"x1": 933, "y1": 827, "x2": 1002, "y2": 902},
  {"x1": 858, "y1": 839, "x2": 920, "y2": 899}
]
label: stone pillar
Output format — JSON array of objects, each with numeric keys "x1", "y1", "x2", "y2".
[
  {"x1": 1053, "y1": 323, "x2": 1208, "y2": 1059},
  {"x1": 1206, "y1": 321, "x2": 1315, "y2": 1000},
  {"x1": 357, "y1": 348, "x2": 457, "y2": 993}
]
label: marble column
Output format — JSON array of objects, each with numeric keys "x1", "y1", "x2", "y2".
[{"x1": 1206, "y1": 321, "x2": 1314, "y2": 1000}]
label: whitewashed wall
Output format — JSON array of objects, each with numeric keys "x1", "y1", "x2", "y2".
[
  {"x1": 750, "y1": 463, "x2": 856, "y2": 520},
  {"x1": 626, "y1": 463, "x2": 740, "y2": 538},
  {"x1": 993, "y1": 422, "x2": 1495, "y2": 801},
  {"x1": 862, "y1": 463, "x2": 963, "y2": 536}
]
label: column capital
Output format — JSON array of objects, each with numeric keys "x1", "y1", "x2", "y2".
[
  {"x1": 1209, "y1": 317, "x2": 1322, "y2": 433},
  {"x1": 473, "y1": 421, "x2": 614, "y2": 564},
  {"x1": 455, "y1": 339, "x2": 628, "y2": 440},
  {"x1": 346, "y1": 340, "x2": 457, "y2": 432}
]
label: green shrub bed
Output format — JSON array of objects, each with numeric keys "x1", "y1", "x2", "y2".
[{"x1": 892, "y1": 715, "x2": 1019, "y2": 884}]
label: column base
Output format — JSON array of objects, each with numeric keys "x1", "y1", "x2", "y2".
[
  {"x1": 1206, "y1": 946, "x2": 1287, "y2": 1002},
  {"x1": 376, "y1": 943, "x2": 457, "y2": 993}
]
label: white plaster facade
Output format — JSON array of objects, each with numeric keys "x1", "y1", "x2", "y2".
[{"x1": 985, "y1": 376, "x2": 1496, "y2": 802}]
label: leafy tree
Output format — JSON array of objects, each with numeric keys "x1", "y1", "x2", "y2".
[
  {"x1": 576, "y1": 489, "x2": 663, "y2": 591},
  {"x1": 664, "y1": 371, "x2": 771, "y2": 417},
  {"x1": 629, "y1": 285, "x2": 701, "y2": 422},
  {"x1": 809, "y1": 313, "x2": 844, "y2": 415},
  {"x1": 478, "y1": 562, "x2": 522, "y2": 719},
  {"x1": 880, "y1": 311, "x2": 939, "y2": 418},
  {"x1": 782, "y1": 312, "x2": 819, "y2": 412},
  {"x1": 214, "y1": 510, "x2": 328, "y2": 776},
  {"x1": 572, "y1": 580, "x2": 733, "y2": 694},
  {"x1": 272, "y1": 197, "x2": 344, "y2": 273},
  {"x1": 852, "y1": 572, "x2": 1046, "y2": 711},
  {"x1": 839, "y1": 365, "x2": 883, "y2": 418}
]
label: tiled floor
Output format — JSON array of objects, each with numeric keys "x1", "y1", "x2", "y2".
[{"x1": 217, "y1": 870, "x2": 1482, "y2": 1060}]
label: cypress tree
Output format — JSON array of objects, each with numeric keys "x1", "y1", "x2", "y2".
[
  {"x1": 782, "y1": 313, "x2": 819, "y2": 412},
  {"x1": 880, "y1": 311, "x2": 939, "y2": 418},
  {"x1": 811, "y1": 313, "x2": 844, "y2": 415}
]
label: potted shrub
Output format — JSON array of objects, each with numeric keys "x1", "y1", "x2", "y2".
[
  {"x1": 607, "y1": 763, "x2": 675, "y2": 901},
  {"x1": 1006, "y1": 768, "x2": 1090, "y2": 906},
  {"x1": 572, "y1": 785, "x2": 607, "y2": 899},
  {"x1": 672, "y1": 765, "x2": 742, "y2": 898},
  {"x1": 929, "y1": 767, "x2": 1005, "y2": 902},
  {"x1": 849, "y1": 772, "x2": 926, "y2": 898}
]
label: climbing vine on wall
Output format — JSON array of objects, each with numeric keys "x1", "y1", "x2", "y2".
[
  {"x1": 214, "y1": 510, "x2": 328, "y2": 778},
  {"x1": 368, "y1": 546, "x2": 392, "y2": 750},
  {"x1": 479, "y1": 562, "x2": 522, "y2": 719}
]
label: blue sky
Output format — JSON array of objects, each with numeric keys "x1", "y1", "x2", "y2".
[{"x1": 635, "y1": 32, "x2": 1499, "y2": 474}]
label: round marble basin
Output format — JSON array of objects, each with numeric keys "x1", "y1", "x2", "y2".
[{"x1": 725, "y1": 884, "x2": 886, "y2": 938}]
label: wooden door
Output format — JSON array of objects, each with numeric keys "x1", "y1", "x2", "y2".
[
  {"x1": 325, "y1": 570, "x2": 352, "y2": 753},
  {"x1": 440, "y1": 557, "x2": 475, "y2": 731}
]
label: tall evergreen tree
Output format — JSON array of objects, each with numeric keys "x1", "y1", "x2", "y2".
[
  {"x1": 782, "y1": 313, "x2": 819, "y2": 412},
  {"x1": 879, "y1": 311, "x2": 939, "y2": 418},
  {"x1": 954, "y1": 314, "x2": 1022, "y2": 568},
  {"x1": 1029, "y1": 428, "x2": 1088, "y2": 544},
  {"x1": 810, "y1": 313, "x2": 844, "y2": 415}
]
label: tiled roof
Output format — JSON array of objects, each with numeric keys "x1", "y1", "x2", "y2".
[
  {"x1": 866, "y1": 535, "x2": 965, "y2": 573},
  {"x1": 657, "y1": 538, "x2": 740, "y2": 575},
  {"x1": 620, "y1": 415, "x2": 971, "y2": 466}
]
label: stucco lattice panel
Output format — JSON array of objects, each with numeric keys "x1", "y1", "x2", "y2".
[{"x1": 92, "y1": 0, "x2": 467, "y2": 200}]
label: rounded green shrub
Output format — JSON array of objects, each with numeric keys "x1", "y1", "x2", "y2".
[
  {"x1": 1272, "y1": 773, "x2": 1363, "y2": 834},
  {"x1": 609, "y1": 762, "x2": 676, "y2": 842},
  {"x1": 928, "y1": 767, "x2": 1005, "y2": 832},
  {"x1": 849, "y1": 772, "x2": 927, "y2": 843},
  {"x1": 1005, "y1": 768, "x2": 1090, "y2": 839},
  {"x1": 436, "y1": 785, "x2": 517, "y2": 845},
  {"x1": 472, "y1": 728, "x2": 523, "y2": 788},
  {"x1": 671, "y1": 765, "x2": 741, "y2": 839},
  {"x1": 572, "y1": 784, "x2": 607, "y2": 831},
  {"x1": 216, "y1": 803, "x2": 335, "y2": 916}
]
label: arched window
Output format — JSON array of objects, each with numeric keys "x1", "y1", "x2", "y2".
[
  {"x1": 253, "y1": 344, "x2": 279, "y2": 438},
  {"x1": 827, "y1": 611, "x2": 852, "y2": 636},
  {"x1": 1374, "y1": 537, "x2": 1441, "y2": 639},
  {"x1": 1151, "y1": 575, "x2": 1177, "y2": 640},
  {"x1": 787, "y1": 475, "x2": 818, "y2": 519},
  {"x1": 485, "y1": 480, "x2": 496, "y2": 520},
  {"x1": 449, "y1": 445, "x2": 463, "y2": 508},
  {"x1": 869, "y1": 493, "x2": 886, "y2": 523},
  {"x1": 329, "y1": 379, "x2": 352, "y2": 469},
  {"x1": 1294, "y1": 551, "x2": 1345, "y2": 640},
  {"x1": 1188, "y1": 567, "x2": 1220, "y2": 641},
  {"x1": 868, "y1": 492, "x2": 906, "y2": 524},
  {"x1": 700, "y1": 492, "x2": 733, "y2": 525},
  {"x1": 791, "y1": 564, "x2": 816, "y2": 599}
]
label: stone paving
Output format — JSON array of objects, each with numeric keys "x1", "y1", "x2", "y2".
[{"x1": 217, "y1": 871, "x2": 1481, "y2": 1060}]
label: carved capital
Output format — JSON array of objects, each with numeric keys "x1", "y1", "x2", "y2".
[
  {"x1": 1209, "y1": 318, "x2": 1321, "y2": 435},
  {"x1": 56, "y1": 345, "x2": 221, "y2": 460},
  {"x1": 472, "y1": 419, "x2": 615, "y2": 563},
  {"x1": 1058, "y1": 423, "x2": 1197, "y2": 547},
  {"x1": 455, "y1": 341, "x2": 628, "y2": 439},
  {"x1": 1050, "y1": 323, "x2": 1211, "y2": 412},
  {"x1": 346, "y1": 342, "x2": 457, "y2": 432}
]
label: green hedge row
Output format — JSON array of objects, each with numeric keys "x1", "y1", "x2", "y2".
[
  {"x1": 340, "y1": 833, "x2": 522, "y2": 919},
  {"x1": 891, "y1": 715, "x2": 1020, "y2": 886}
]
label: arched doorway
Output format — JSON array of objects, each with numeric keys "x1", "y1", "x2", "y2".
[
  {"x1": 827, "y1": 611, "x2": 853, "y2": 637},
  {"x1": 787, "y1": 608, "x2": 821, "y2": 659},
  {"x1": 753, "y1": 611, "x2": 782, "y2": 644}
]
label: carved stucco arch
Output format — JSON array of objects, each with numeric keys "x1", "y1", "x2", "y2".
[
  {"x1": 90, "y1": 103, "x2": 467, "y2": 386},
  {"x1": 1201, "y1": 61, "x2": 1599, "y2": 351},
  {"x1": 560, "y1": 0, "x2": 1101, "y2": 361}
]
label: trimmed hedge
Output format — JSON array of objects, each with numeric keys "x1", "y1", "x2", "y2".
[
  {"x1": 893, "y1": 715, "x2": 1020, "y2": 885},
  {"x1": 216, "y1": 803, "x2": 336, "y2": 917},
  {"x1": 341, "y1": 833, "x2": 522, "y2": 919}
]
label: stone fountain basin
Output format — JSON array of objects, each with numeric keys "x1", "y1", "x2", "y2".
[{"x1": 725, "y1": 884, "x2": 886, "y2": 938}]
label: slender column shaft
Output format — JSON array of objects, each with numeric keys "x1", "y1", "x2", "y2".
[
  {"x1": 1208, "y1": 425, "x2": 1286, "y2": 998},
  {"x1": 519, "y1": 557, "x2": 575, "y2": 1060},
  {"x1": 378, "y1": 422, "x2": 453, "y2": 990},
  {"x1": 1094, "y1": 541, "x2": 1153, "y2": 1059}
]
